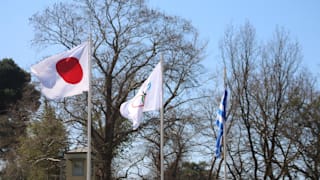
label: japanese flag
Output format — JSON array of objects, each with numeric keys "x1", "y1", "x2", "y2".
[
  {"x1": 120, "y1": 61, "x2": 163, "y2": 129},
  {"x1": 31, "y1": 42, "x2": 89, "y2": 99}
]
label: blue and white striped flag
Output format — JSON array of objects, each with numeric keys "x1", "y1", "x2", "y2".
[{"x1": 215, "y1": 89, "x2": 228, "y2": 158}]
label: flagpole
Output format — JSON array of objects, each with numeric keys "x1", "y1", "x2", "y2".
[
  {"x1": 223, "y1": 66, "x2": 227, "y2": 180},
  {"x1": 86, "y1": 1, "x2": 94, "y2": 179},
  {"x1": 160, "y1": 55, "x2": 164, "y2": 180},
  {"x1": 86, "y1": 36, "x2": 92, "y2": 180}
]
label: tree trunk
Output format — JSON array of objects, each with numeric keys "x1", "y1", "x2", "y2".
[{"x1": 104, "y1": 74, "x2": 114, "y2": 180}]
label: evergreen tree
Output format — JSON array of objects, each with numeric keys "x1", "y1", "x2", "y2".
[
  {"x1": 18, "y1": 102, "x2": 68, "y2": 180},
  {"x1": 0, "y1": 58, "x2": 40, "y2": 178}
]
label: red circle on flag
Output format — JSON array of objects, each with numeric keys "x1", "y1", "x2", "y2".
[{"x1": 56, "y1": 57, "x2": 83, "y2": 84}]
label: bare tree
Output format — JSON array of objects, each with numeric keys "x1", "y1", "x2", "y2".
[
  {"x1": 30, "y1": 0, "x2": 206, "y2": 179},
  {"x1": 219, "y1": 22, "x2": 260, "y2": 179},
  {"x1": 284, "y1": 73, "x2": 320, "y2": 179},
  {"x1": 139, "y1": 105, "x2": 202, "y2": 179},
  {"x1": 217, "y1": 22, "x2": 318, "y2": 179}
]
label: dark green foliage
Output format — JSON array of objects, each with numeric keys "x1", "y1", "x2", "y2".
[
  {"x1": 0, "y1": 58, "x2": 40, "y2": 155},
  {"x1": 0, "y1": 58, "x2": 31, "y2": 114},
  {"x1": 0, "y1": 58, "x2": 41, "y2": 178}
]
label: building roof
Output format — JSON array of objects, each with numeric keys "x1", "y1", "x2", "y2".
[{"x1": 65, "y1": 147, "x2": 88, "y2": 154}]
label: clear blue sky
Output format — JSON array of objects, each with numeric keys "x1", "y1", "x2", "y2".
[{"x1": 1, "y1": 0, "x2": 319, "y2": 74}]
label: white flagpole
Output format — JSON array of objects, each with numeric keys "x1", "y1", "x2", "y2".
[
  {"x1": 86, "y1": 36, "x2": 92, "y2": 180},
  {"x1": 86, "y1": 1, "x2": 93, "y2": 179},
  {"x1": 223, "y1": 66, "x2": 227, "y2": 180},
  {"x1": 160, "y1": 55, "x2": 164, "y2": 180}
]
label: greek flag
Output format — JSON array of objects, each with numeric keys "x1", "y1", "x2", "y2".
[{"x1": 216, "y1": 89, "x2": 228, "y2": 158}]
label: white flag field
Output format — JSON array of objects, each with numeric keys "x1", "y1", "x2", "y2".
[
  {"x1": 120, "y1": 62, "x2": 163, "y2": 129},
  {"x1": 31, "y1": 42, "x2": 89, "y2": 99}
]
